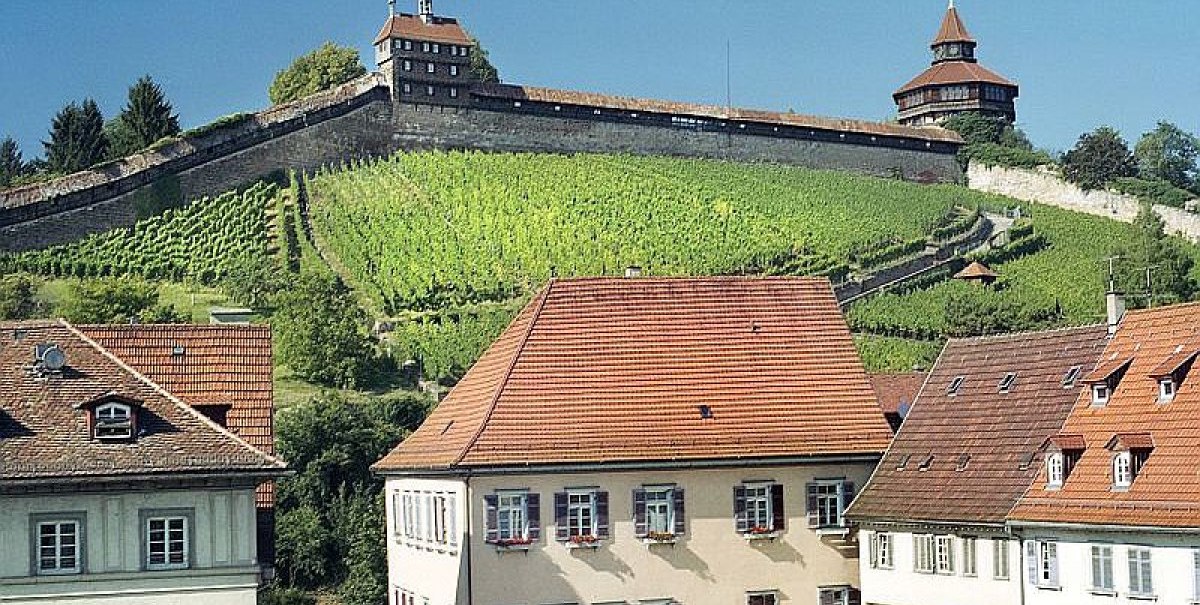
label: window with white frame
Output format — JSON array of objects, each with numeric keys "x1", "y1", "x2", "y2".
[
  {"x1": 497, "y1": 493, "x2": 527, "y2": 540},
  {"x1": 1128, "y1": 547, "x2": 1153, "y2": 597},
  {"x1": 941, "y1": 85, "x2": 970, "y2": 101},
  {"x1": 449, "y1": 65, "x2": 459, "y2": 77},
  {"x1": 744, "y1": 484, "x2": 771, "y2": 532},
  {"x1": 993, "y1": 538, "x2": 1010, "y2": 579},
  {"x1": 431, "y1": 43, "x2": 439, "y2": 54},
  {"x1": 644, "y1": 488, "x2": 673, "y2": 534},
  {"x1": 1046, "y1": 452, "x2": 1064, "y2": 488},
  {"x1": 935, "y1": 535, "x2": 955, "y2": 574},
  {"x1": 1092, "y1": 383, "x2": 1111, "y2": 406},
  {"x1": 1159, "y1": 378, "x2": 1177, "y2": 402},
  {"x1": 94, "y1": 402, "x2": 133, "y2": 439},
  {"x1": 425, "y1": 85, "x2": 435, "y2": 97},
  {"x1": 568, "y1": 492, "x2": 595, "y2": 538},
  {"x1": 1028, "y1": 540, "x2": 1058, "y2": 587},
  {"x1": 746, "y1": 591, "x2": 777, "y2": 605},
  {"x1": 962, "y1": 536, "x2": 977, "y2": 576},
  {"x1": 402, "y1": 82, "x2": 412, "y2": 95},
  {"x1": 1113, "y1": 452, "x2": 1133, "y2": 488},
  {"x1": 870, "y1": 531, "x2": 893, "y2": 569},
  {"x1": 914, "y1": 534, "x2": 935, "y2": 573},
  {"x1": 817, "y1": 587, "x2": 851, "y2": 605},
  {"x1": 422, "y1": 42, "x2": 430, "y2": 52},
  {"x1": 145, "y1": 515, "x2": 188, "y2": 570},
  {"x1": 1090, "y1": 544, "x2": 1114, "y2": 592},
  {"x1": 426, "y1": 62, "x2": 435, "y2": 74},
  {"x1": 36, "y1": 519, "x2": 81, "y2": 575},
  {"x1": 811, "y1": 481, "x2": 842, "y2": 528},
  {"x1": 449, "y1": 87, "x2": 458, "y2": 99}
]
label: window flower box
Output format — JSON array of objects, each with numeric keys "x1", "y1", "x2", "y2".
[
  {"x1": 567, "y1": 534, "x2": 600, "y2": 549},
  {"x1": 641, "y1": 531, "x2": 677, "y2": 545},
  {"x1": 742, "y1": 526, "x2": 779, "y2": 541},
  {"x1": 491, "y1": 537, "x2": 533, "y2": 551}
]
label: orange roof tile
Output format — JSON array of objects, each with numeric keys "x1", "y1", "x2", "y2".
[
  {"x1": 870, "y1": 372, "x2": 928, "y2": 415},
  {"x1": 895, "y1": 61, "x2": 1018, "y2": 96},
  {"x1": 477, "y1": 84, "x2": 965, "y2": 145},
  {"x1": 933, "y1": 5, "x2": 975, "y2": 45},
  {"x1": 1082, "y1": 356, "x2": 1133, "y2": 384},
  {"x1": 1046, "y1": 433, "x2": 1087, "y2": 451},
  {"x1": 846, "y1": 325, "x2": 1110, "y2": 525},
  {"x1": 1106, "y1": 432, "x2": 1155, "y2": 451},
  {"x1": 1147, "y1": 344, "x2": 1199, "y2": 378},
  {"x1": 1009, "y1": 302, "x2": 1200, "y2": 528},
  {"x1": 375, "y1": 14, "x2": 472, "y2": 45},
  {"x1": 78, "y1": 324, "x2": 277, "y2": 507},
  {"x1": 0, "y1": 321, "x2": 285, "y2": 484},
  {"x1": 374, "y1": 277, "x2": 893, "y2": 472}
]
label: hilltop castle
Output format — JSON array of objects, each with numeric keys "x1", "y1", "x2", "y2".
[{"x1": 894, "y1": 2, "x2": 1019, "y2": 126}]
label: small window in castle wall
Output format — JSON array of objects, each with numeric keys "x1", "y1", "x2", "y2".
[
  {"x1": 426, "y1": 86, "x2": 435, "y2": 97},
  {"x1": 402, "y1": 83, "x2": 412, "y2": 95},
  {"x1": 432, "y1": 43, "x2": 440, "y2": 54},
  {"x1": 427, "y1": 62, "x2": 435, "y2": 74},
  {"x1": 403, "y1": 39, "x2": 412, "y2": 51},
  {"x1": 450, "y1": 65, "x2": 459, "y2": 77},
  {"x1": 403, "y1": 60, "x2": 412, "y2": 71},
  {"x1": 450, "y1": 87, "x2": 458, "y2": 98},
  {"x1": 422, "y1": 42, "x2": 430, "y2": 52}
]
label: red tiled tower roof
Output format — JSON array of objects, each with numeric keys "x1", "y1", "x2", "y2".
[
  {"x1": 375, "y1": 13, "x2": 472, "y2": 45},
  {"x1": 375, "y1": 277, "x2": 894, "y2": 473},
  {"x1": 933, "y1": 3, "x2": 975, "y2": 46}
]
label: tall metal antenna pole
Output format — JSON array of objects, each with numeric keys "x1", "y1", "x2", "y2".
[
  {"x1": 1145, "y1": 266, "x2": 1157, "y2": 308},
  {"x1": 1104, "y1": 256, "x2": 1122, "y2": 292}
]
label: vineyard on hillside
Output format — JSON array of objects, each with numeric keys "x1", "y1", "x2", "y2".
[
  {"x1": 0, "y1": 182, "x2": 277, "y2": 285},
  {"x1": 306, "y1": 151, "x2": 994, "y2": 314}
]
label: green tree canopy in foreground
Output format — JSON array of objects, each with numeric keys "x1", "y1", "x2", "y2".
[
  {"x1": 44, "y1": 99, "x2": 108, "y2": 174},
  {"x1": 269, "y1": 43, "x2": 366, "y2": 106},
  {"x1": 1062, "y1": 126, "x2": 1137, "y2": 191},
  {"x1": 272, "y1": 272, "x2": 376, "y2": 388},
  {"x1": 1111, "y1": 203, "x2": 1197, "y2": 307},
  {"x1": 1134, "y1": 121, "x2": 1199, "y2": 192},
  {"x1": 107, "y1": 75, "x2": 181, "y2": 158},
  {"x1": 469, "y1": 37, "x2": 500, "y2": 83},
  {"x1": 0, "y1": 273, "x2": 40, "y2": 320},
  {"x1": 55, "y1": 277, "x2": 185, "y2": 324}
]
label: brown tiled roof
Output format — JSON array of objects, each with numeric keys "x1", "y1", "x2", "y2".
[
  {"x1": 476, "y1": 84, "x2": 965, "y2": 145},
  {"x1": 1046, "y1": 433, "x2": 1087, "y2": 451},
  {"x1": 846, "y1": 325, "x2": 1110, "y2": 525},
  {"x1": 375, "y1": 14, "x2": 472, "y2": 45},
  {"x1": 895, "y1": 61, "x2": 1018, "y2": 96},
  {"x1": 870, "y1": 372, "x2": 928, "y2": 415},
  {"x1": 1010, "y1": 303, "x2": 1200, "y2": 528},
  {"x1": 0, "y1": 321, "x2": 285, "y2": 483},
  {"x1": 933, "y1": 5, "x2": 975, "y2": 45},
  {"x1": 1147, "y1": 345, "x2": 1199, "y2": 378},
  {"x1": 954, "y1": 261, "x2": 997, "y2": 280},
  {"x1": 375, "y1": 277, "x2": 893, "y2": 472},
  {"x1": 1082, "y1": 356, "x2": 1133, "y2": 384},
  {"x1": 78, "y1": 325, "x2": 276, "y2": 507},
  {"x1": 1106, "y1": 432, "x2": 1155, "y2": 451}
]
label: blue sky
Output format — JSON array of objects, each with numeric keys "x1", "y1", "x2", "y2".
[{"x1": 1, "y1": 1, "x2": 1197, "y2": 160}]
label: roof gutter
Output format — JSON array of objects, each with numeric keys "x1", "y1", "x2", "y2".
[
  {"x1": 0, "y1": 468, "x2": 291, "y2": 490},
  {"x1": 1008, "y1": 519, "x2": 1200, "y2": 535},
  {"x1": 376, "y1": 452, "x2": 884, "y2": 478}
]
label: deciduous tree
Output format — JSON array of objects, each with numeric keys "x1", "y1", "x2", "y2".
[
  {"x1": 269, "y1": 43, "x2": 366, "y2": 105},
  {"x1": 1061, "y1": 126, "x2": 1137, "y2": 190},
  {"x1": 56, "y1": 277, "x2": 184, "y2": 324},
  {"x1": 0, "y1": 273, "x2": 41, "y2": 320},
  {"x1": 1111, "y1": 203, "x2": 1197, "y2": 307},
  {"x1": 1134, "y1": 121, "x2": 1198, "y2": 191},
  {"x1": 272, "y1": 272, "x2": 375, "y2": 388},
  {"x1": 469, "y1": 37, "x2": 500, "y2": 83}
]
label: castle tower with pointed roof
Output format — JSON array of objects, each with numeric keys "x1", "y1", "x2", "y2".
[{"x1": 894, "y1": 1, "x2": 1019, "y2": 127}]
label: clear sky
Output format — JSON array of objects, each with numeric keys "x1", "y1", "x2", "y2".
[{"x1": 1, "y1": 0, "x2": 1197, "y2": 160}]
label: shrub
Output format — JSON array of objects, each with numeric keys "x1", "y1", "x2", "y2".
[
  {"x1": 1111, "y1": 177, "x2": 1196, "y2": 208},
  {"x1": 965, "y1": 143, "x2": 1055, "y2": 169}
]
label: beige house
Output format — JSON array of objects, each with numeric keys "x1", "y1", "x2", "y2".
[
  {"x1": 374, "y1": 277, "x2": 895, "y2": 605},
  {"x1": 0, "y1": 321, "x2": 286, "y2": 604}
]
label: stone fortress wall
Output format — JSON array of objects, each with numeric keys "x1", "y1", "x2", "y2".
[{"x1": 1, "y1": 76, "x2": 963, "y2": 253}]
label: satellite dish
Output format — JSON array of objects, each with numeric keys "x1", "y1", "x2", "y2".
[{"x1": 41, "y1": 345, "x2": 67, "y2": 371}]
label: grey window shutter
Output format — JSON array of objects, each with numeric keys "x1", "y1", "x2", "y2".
[
  {"x1": 632, "y1": 489, "x2": 647, "y2": 537},
  {"x1": 672, "y1": 488, "x2": 686, "y2": 535},
  {"x1": 869, "y1": 533, "x2": 878, "y2": 568},
  {"x1": 1048, "y1": 542, "x2": 1058, "y2": 586},
  {"x1": 554, "y1": 492, "x2": 569, "y2": 541},
  {"x1": 1128, "y1": 549, "x2": 1139, "y2": 593},
  {"x1": 771, "y1": 483, "x2": 786, "y2": 531},
  {"x1": 819, "y1": 589, "x2": 836, "y2": 605},
  {"x1": 1026, "y1": 541, "x2": 1038, "y2": 585},
  {"x1": 448, "y1": 496, "x2": 457, "y2": 547},
  {"x1": 848, "y1": 588, "x2": 862, "y2": 605},
  {"x1": 733, "y1": 486, "x2": 748, "y2": 534},
  {"x1": 806, "y1": 482, "x2": 820, "y2": 528},
  {"x1": 392, "y1": 492, "x2": 402, "y2": 538},
  {"x1": 841, "y1": 480, "x2": 855, "y2": 526},
  {"x1": 483, "y1": 495, "x2": 499, "y2": 544},
  {"x1": 526, "y1": 493, "x2": 541, "y2": 541},
  {"x1": 595, "y1": 491, "x2": 610, "y2": 539}
]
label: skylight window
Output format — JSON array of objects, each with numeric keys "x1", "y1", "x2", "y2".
[
  {"x1": 895, "y1": 454, "x2": 912, "y2": 471},
  {"x1": 918, "y1": 455, "x2": 934, "y2": 471},
  {"x1": 956, "y1": 454, "x2": 971, "y2": 472},
  {"x1": 947, "y1": 376, "x2": 965, "y2": 396},
  {"x1": 1062, "y1": 366, "x2": 1081, "y2": 388},
  {"x1": 998, "y1": 372, "x2": 1017, "y2": 393},
  {"x1": 698, "y1": 405, "x2": 713, "y2": 419}
]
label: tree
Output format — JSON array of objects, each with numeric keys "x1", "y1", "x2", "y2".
[
  {"x1": 0, "y1": 136, "x2": 25, "y2": 187},
  {"x1": 1061, "y1": 126, "x2": 1137, "y2": 190},
  {"x1": 222, "y1": 257, "x2": 288, "y2": 309},
  {"x1": 0, "y1": 273, "x2": 41, "y2": 320},
  {"x1": 1134, "y1": 121, "x2": 1199, "y2": 191},
  {"x1": 43, "y1": 99, "x2": 108, "y2": 174},
  {"x1": 107, "y1": 75, "x2": 181, "y2": 158},
  {"x1": 56, "y1": 277, "x2": 185, "y2": 324},
  {"x1": 272, "y1": 272, "x2": 376, "y2": 388},
  {"x1": 1111, "y1": 203, "x2": 1197, "y2": 307},
  {"x1": 943, "y1": 284, "x2": 1060, "y2": 338},
  {"x1": 269, "y1": 43, "x2": 366, "y2": 106},
  {"x1": 469, "y1": 38, "x2": 500, "y2": 83}
]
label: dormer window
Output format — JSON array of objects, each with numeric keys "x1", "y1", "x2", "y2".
[
  {"x1": 1043, "y1": 435, "x2": 1085, "y2": 490},
  {"x1": 95, "y1": 402, "x2": 133, "y2": 440},
  {"x1": 1107, "y1": 433, "x2": 1153, "y2": 490},
  {"x1": 1084, "y1": 358, "x2": 1131, "y2": 407},
  {"x1": 1159, "y1": 378, "x2": 1177, "y2": 402},
  {"x1": 1113, "y1": 452, "x2": 1133, "y2": 488},
  {"x1": 998, "y1": 372, "x2": 1017, "y2": 393},
  {"x1": 1091, "y1": 383, "x2": 1111, "y2": 406},
  {"x1": 947, "y1": 376, "x2": 965, "y2": 396},
  {"x1": 1046, "y1": 453, "x2": 1064, "y2": 488}
]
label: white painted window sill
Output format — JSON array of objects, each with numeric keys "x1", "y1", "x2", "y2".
[
  {"x1": 639, "y1": 537, "x2": 678, "y2": 546},
  {"x1": 564, "y1": 540, "x2": 601, "y2": 550},
  {"x1": 490, "y1": 543, "x2": 532, "y2": 552},
  {"x1": 815, "y1": 527, "x2": 850, "y2": 537},
  {"x1": 741, "y1": 532, "x2": 780, "y2": 541},
  {"x1": 1088, "y1": 589, "x2": 1116, "y2": 597},
  {"x1": 1128, "y1": 594, "x2": 1157, "y2": 602},
  {"x1": 1035, "y1": 585, "x2": 1062, "y2": 591}
]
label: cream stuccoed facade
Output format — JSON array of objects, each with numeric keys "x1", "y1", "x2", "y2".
[
  {"x1": 0, "y1": 484, "x2": 261, "y2": 605},
  {"x1": 857, "y1": 527, "x2": 1022, "y2": 605},
  {"x1": 385, "y1": 462, "x2": 874, "y2": 605},
  {"x1": 1015, "y1": 525, "x2": 1200, "y2": 605}
]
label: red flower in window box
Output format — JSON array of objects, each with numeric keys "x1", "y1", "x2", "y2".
[
  {"x1": 645, "y1": 531, "x2": 676, "y2": 542},
  {"x1": 748, "y1": 526, "x2": 774, "y2": 535},
  {"x1": 494, "y1": 537, "x2": 533, "y2": 547},
  {"x1": 569, "y1": 534, "x2": 599, "y2": 544}
]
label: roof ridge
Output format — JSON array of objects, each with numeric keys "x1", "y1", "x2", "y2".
[
  {"x1": 451, "y1": 280, "x2": 555, "y2": 467},
  {"x1": 62, "y1": 320, "x2": 286, "y2": 470},
  {"x1": 949, "y1": 323, "x2": 1107, "y2": 344}
]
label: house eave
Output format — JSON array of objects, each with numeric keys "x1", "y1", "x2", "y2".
[
  {"x1": 1007, "y1": 519, "x2": 1200, "y2": 535},
  {"x1": 375, "y1": 452, "x2": 885, "y2": 478}
]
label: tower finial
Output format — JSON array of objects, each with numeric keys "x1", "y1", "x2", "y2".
[
  {"x1": 388, "y1": 0, "x2": 395, "y2": 17},
  {"x1": 418, "y1": 0, "x2": 433, "y2": 23},
  {"x1": 948, "y1": 0, "x2": 955, "y2": 9}
]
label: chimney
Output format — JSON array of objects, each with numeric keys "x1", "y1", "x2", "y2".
[
  {"x1": 418, "y1": 0, "x2": 433, "y2": 23},
  {"x1": 625, "y1": 266, "x2": 643, "y2": 278},
  {"x1": 388, "y1": 0, "x2": 396, "y2": 17},
  {"x1": 1106, "y1": 290, "x2": 1125, "y2": 336}
]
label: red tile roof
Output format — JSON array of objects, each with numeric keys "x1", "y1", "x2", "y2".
[
  {"x1": 0, "y1": 321, "x2": 285, "y2": 483},
  {"x1": 1046, "y1": 433, "x2": 1087, "y2": 451},
  {"x1": 846, "y1": 325, "x2": 1110, "y2": 525},
  {"x1": 476, "y1": 84, "x2": 965, "y2": 145},
  {"x1": 933, "y1": 5, "x2": 975, "y2": 45},
  {"x1": 78, "y1": 324, "x2": 276, "y2": 507},
  {"x1": 1009, "y1": 303, "x2": 1200, "y2": 528},
  {"x1": 375, "y1": 277, "x2": 893, "y2": 472},
  {"x1": 870, "y1": 372, "x2": 928, "y2": 415},
  {"x1": 895, "y1": 61, "x2": 1017, "y2": 96},
  {"x1": 954, "y1": 261, "x2": 998, "y2": 281},
  {"x1": 375, "y1": 14, "x2": 473, "y2": 45}
]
